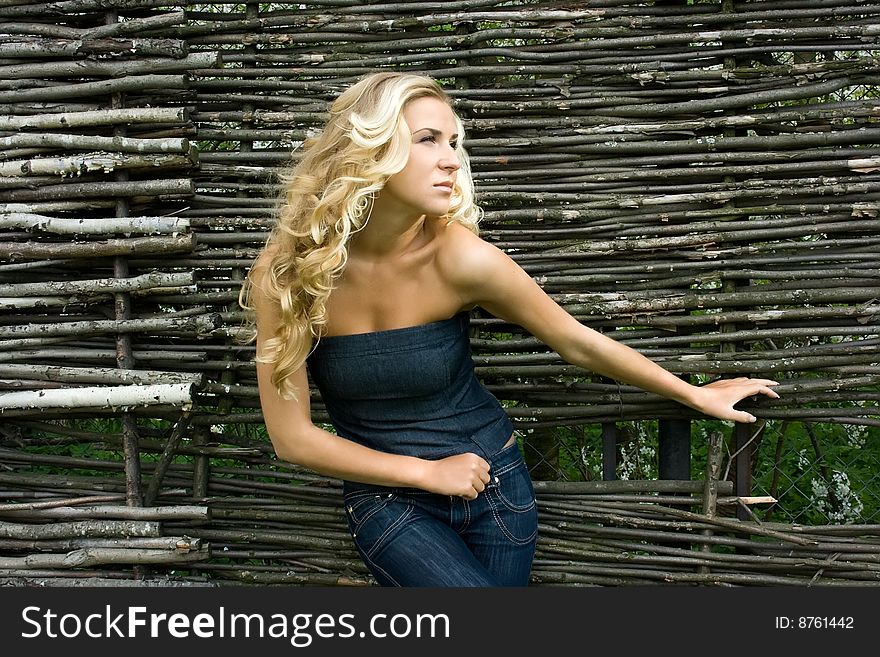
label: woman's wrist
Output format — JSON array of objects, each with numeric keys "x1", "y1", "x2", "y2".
[
  {"x1": 675, "y1": 381, "x2": 707, "y2": 414},
  {"x1": 403, "y1": 455, "x2": 433, "y2": 489}
]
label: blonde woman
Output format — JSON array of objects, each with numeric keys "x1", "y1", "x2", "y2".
[{"x1": 240, "y1": 72, "x2": 779, "y2": 586}]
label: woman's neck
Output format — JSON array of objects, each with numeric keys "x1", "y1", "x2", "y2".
[{"x1": 349, "y1": 212, "x2": 430, "y2": 262}]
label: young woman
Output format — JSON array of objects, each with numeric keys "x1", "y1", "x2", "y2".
[{"x1": 240, "y1": 72, "x2": 780, "y2": 587}]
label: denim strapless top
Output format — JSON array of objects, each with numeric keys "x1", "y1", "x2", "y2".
[{"x1": 306, "y1": 312, "x2": 513, "y2": 461}]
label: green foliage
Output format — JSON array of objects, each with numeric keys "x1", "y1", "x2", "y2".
[{"x1": 532, "y1": 418, "x2": 880, "y2": 524}]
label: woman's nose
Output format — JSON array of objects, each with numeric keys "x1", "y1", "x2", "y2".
[{"x1": 441, "y1": 148, "x2": 460, "y2": 171}]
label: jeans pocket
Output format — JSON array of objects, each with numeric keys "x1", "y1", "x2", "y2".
[
  {"x1": 343, "y1": 491, "x2": 411, "y2": 559},
  {"x1": 485, "y1": 460, "x2": 538, "y2": 546},
  {"x1": 344, "y1": 491, "x2": 397, "y2": 529}
]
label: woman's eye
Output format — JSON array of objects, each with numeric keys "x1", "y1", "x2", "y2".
[
  {"x1": 420, "y1": 135, "x2": 436, "y2": 143},
  {"x1": 450, "y1": 142, "x2": 458, "y2": 149}
]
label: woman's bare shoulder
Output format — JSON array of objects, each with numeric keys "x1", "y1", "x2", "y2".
[
  {"x1": 434, "y1": 219, "x2": 487, "y2": 256},
  {"x1": 433, "y1": 219, "x2": 503, "y2": 286}
]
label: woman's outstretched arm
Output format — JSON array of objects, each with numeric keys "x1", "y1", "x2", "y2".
[{"x1": 441, "y1": 225, "x2": 780, "y2": 422}]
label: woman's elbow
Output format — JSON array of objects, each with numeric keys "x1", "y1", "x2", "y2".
[
  {"x1": 557, "y1": 340, "x2": 593, "y2": 370},
  {"x1": 267, "y1": 427, "x2": 311, "y2": 465},
  {"x1": 272, "y1": 440, "x2": 298, "y2": 464}
]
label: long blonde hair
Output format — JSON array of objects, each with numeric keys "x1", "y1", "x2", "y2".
[{"x1": 239, "y1": 72, "x2": 483, "y2": 400}]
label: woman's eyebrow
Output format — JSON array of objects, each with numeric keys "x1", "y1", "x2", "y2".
[{"x1": 413, "y1": 127, "x2": 459, "y2": 139}]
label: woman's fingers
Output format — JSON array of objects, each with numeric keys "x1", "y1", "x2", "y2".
[
  {"x1": 466, "y1": 454, "x2": 489, "y2": 498},
  {"x1": 750, "y1": 379, "x2": 781, "y2": 395},
  {"x1": 432, "y1": 453, "x2": 497, "y2": 499},
  {"x1": 759, "y1": 384, "x2": 781, "y2": 399},
  {"x1": 471, "y1": 467, "x2": 490, "y2": 495},
  {"x1": 706, "y1": 377, "x2": 782, "y2": 400},
  {"x1": 698, "y1": 377, "x2": 783, "y2": 423}
]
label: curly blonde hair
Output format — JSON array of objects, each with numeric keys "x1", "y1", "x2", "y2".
[{"x1": 239, "y1": 72, "x2": 483, "y2": 400}]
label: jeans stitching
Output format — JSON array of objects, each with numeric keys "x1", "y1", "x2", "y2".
[
  {"x1": 496, "y1": 491, "x2": 536, "y2": 512},
  {"x1": 347, "y1": 493, "x2": 396, "y2": 528},
  {"x1": 361, "y1": 552, "x2": 402, "y2": 587},
  {"x1": 484, "y1": 460, "x2": 538, "y2": 546},
  {"x1": 494, "y1": 472, "x2": 537, "y2": 512},
  {"x1": 351, "y1": 489, "x2": 534, "y2": 585},
  {"x1": 485, "y1": 491, "x2": 538, "y2": 545},
  {"x1": 365, "y1": 503, "x2": 414, "y2": 560},
  {"x1": 491, "y1": 460, "x2": 520, "y2": 477},
  {"x1": 459, "y1": 498, "x2": 471, "y2": 533},
  {"x1": 490, "y1": 447, "x2": 524, "y2": 476}
]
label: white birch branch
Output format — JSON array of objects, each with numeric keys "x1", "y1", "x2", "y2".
[
  {"x1": 0, "y1": 107, "x2": 187, "y2": 131},
  {"x1": 0, "y1": 133, "x2": 189, "y2": 153},
  {"x1": 0, "y1": 383, "x2": 195, "y2": 412},
  {"x1": 0, "y1": 214, "x2": 190, "y2": 235}
]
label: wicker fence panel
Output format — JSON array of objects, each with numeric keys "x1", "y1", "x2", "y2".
[{"x1": 1, "y1": 0, "x2": 878, "y2": 585}]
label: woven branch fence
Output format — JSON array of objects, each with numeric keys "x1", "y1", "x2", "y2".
[{"x1": 0, "y1": 0, "x2": 878, "y2": 586}]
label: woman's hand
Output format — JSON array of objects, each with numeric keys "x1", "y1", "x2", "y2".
[
  {"x1": 690, "y1": 377, "x2": 780, "y2": 423},
  {"x1": 422, "y1": 452, "x2": 491, "y2": 499}
]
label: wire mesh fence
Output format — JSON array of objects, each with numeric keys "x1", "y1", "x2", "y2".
[{"x1": 520, "y1": 420, "x2": 880, "y2": 524}]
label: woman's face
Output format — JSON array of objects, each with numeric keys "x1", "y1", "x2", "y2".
[{"x1": 377, "y1": 96, "x2": 461, "y2": 219}]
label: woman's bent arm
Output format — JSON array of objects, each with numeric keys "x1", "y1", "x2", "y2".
[
  {"x1": 256, "y1": 361, "x2": 432, "y2": 488},
  {"x1": 250, "y1": 253, "x2": 491, "y2": 498}
]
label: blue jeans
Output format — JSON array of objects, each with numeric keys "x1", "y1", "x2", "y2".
[{"x1": 342, "y1": 439, "x2": 538, "y2": 587}]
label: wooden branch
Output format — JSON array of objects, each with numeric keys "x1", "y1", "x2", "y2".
[
  {"x1": 0, "y1": 37, "x2": 187, "y2": 58},
  {"x1": 0, "y1": 547, "x2": 209, "y2": 569},
  {"x1": 0, "y1": 51, "x2": 218, "y2": 80},
  {"x1": 0, "y1": 107, "x2": 188, "y2": 130},
  {"x1": 0, "y1": 365, "x2": 202, "y2": 386},
  {"x1": 0, "y1": 200, "x2": 115, "y2": 213},
  {"x1": 84, "y1": 9, "x2": 188, "y2": 38},
  {"x1": 0, "y1": 296, "x2": 97, "y2": 310},
  {"x1": 0, "y1": 0, "x2": 188, "y2": 18},
  {"x1": 144, "y1": 411, "x2": 192, "y2": 506},
  {"x1": 0, "y1": 234, "x2": 195, "y2": 261},
  {"x1": 0, "y1": 495, "x2": 124, "y2": 513},
  {"x1": 0, "y1": 153, "x2": 196, "y2": 177},
  {"x1": 0, "y1": 383, "x2": 195, "y2": 413},
  {"x1": 0, "y1": 314, "x2": 220, "y2": 339},
  {"x1": 0, "y1": 74, "x2": 188, "y2": 103},
  {"x1": 0, "y1": 575, "x2": 214, "y2": 586},
  {"x1": 0, "y1": 519, "x2": 160, "y2": 539},
  {"x1": 0, "y1": 504, "x2": 208, "y2": 521},
  {"x1": 0, "y1": 214, "x2": 191, "y2": 235},
  {"x1": 0, "y1": 271, "x2": 193, "y2": 297},
  {"x1": 0, "y1": 178, "x2": 194, "y2": 202},
  {"x1": 0, "y1": 536, "x2": 200, "y2": 551},
  {"x1": 532, "y1": 479, "x2": 734, "y2": 495}
]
